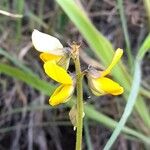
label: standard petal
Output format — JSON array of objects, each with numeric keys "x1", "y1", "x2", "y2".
[
  {"x1": 44, "y1": 61, "x2": 72, "y2": 84},
  {"x1": 89, "y1": 77, "x2": 124, "y2": 96},
  {"x1": 32, "y1": 29, "x2": 64, "y2": 55},
  {"x1": 49, "y1": 84, "x2": 74, "y2": 106},
  {"x1": 101, "y1": 48, "x2": 123, "y2": 77},
  {"x1": 40, "y1": 53, "x2": 62, "y2": 62}
]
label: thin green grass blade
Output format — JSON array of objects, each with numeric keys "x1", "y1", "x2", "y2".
[
  {"x1": 0, "y1": 63, "x2": 54, "y2": 95},
  {"x1": 137, "y1": 33, "x2": 150, "y2": 59},
  {"x1": 84, "y1": 104, "x2": 150, "y2": 145},
  {"x1": 103, "y1": 35, "x2": 150, "y2": 149},
  {"x1": 0, "y1": 1, "x2": 10, "y2": 29},
  {"x1": 38, "y1": 0, "x2": 45, "y2": 28},
  {"x1": 104, "y1": 61, "x2": 141, "y2": 150},
  {"x1": 0, "y1": 121, "x2": 71, "y2": 133},
  {"x1": 143, "y1": 0, "x2": 150, "y2": 29},
  {"x1": 140, "y1": 88, "x2": 150, "y2": 99},
  {"x1": 14, "y1": 0, "x2": 24, "y2": 41},
  {"x1": 56, "y1": 11, "x2": 69, "y2": 33},
  {"x1": 0, "y1": 63, "x2": 149, "y2": 144},
  {"x1": 55, "y1": 0, "x2": 150, "y2": 128},
  {"x1": 0, "y1": 48, "x2": 33, "y2": 74},
  {"x1": 27, "y1": 11, "x2": 48, "y2": 29},
  {"x1": 84, "y1": 118, "x2": 93, "y2": 150},
  {"x1": 117, "y1": 0, "x2": 132, "y2": 67}
]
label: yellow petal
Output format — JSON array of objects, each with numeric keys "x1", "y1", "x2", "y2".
[
  {"x1": 101, "y1": 48, "x2": 123, "y2": 77},
  {"x1": 40, "y1": 53, "x2": 62, "y2": 62},
  {"x1": 49, "y1": 84, "x2": 74, "y2": 106},
  {"x1": 44, "y1": 61, "x2": 72, "y2": 84},
  {"x1": 32, "y1": 29, "x2": 64, "y2": 55},
  {"x1": 89, "y1": 77, "x2": 124, "y2": 96}
]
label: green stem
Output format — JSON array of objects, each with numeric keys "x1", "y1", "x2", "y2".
[
  {"x1": 117, "y1": 0, "x2": 133, "y2": 68},
  {"x1": 74, "y1": 54, "x2": 84, "y2": 150}
]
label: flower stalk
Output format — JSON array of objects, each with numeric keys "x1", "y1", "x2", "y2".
[{"x1": 72, "y1": 45, "x2": 84, "y2": 150}]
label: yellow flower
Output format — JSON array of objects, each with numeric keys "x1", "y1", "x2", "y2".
[
  {"x1": 87, "y1": 48, "x2": 124, "y2": 96},
  {"x1": 44, "y1": 60, "x2": 75, "y2": 106}
]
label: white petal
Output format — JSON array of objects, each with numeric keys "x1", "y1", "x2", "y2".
[{"x1": 32, "y1": 29, "x2": 64, "y2": 55}]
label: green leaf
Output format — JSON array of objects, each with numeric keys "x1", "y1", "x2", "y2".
[
  {"x1": 0, "y1": 48, "x2": 33, "y2": 74},
  {"x1": 0, "y1": 63, "x2": 54, "y2": 95},
  {"x1": 117, "y1": 0, "x2": 132, "y2": 67},
  {"x1": 137, "y1": 33, "x2": 150, "y2": 60},
  {"x1": 143, "y1": 0, "x2": 150, "y2": 28}
]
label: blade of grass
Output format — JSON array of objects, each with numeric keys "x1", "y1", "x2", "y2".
[
  {"x1": 0, "y1": 63, "x2": 54, "y2": 95},
  {"x1": 134, "y1": 34, "x2": 150, "y2": 125},
  {"x1": 27, "y1": 11, "x2": 48, "y2": 29},
  {"x1": 137, "y1": 33, "x2": 150, "y2": 59},
  {"x1": 56, "y1": 11, "x2": 69, "y2": 33},
  {"x1": 117, "y1": 0, "x2": 133, "y2": 68},
  {"x1": 104, "y1": 60, "x2": 141, "y2": 150},
  {"x1": 0, "y1": 0, "x2": 10, "y2": 24},
  {"x1": 103, "y1": 34, "x2": 150, "y2": 149},
  {"x1": 2, "y1": 105, "x2": 51, "y2": 117},
  {"x1": 140, "y1": 88, "x2": 150, "y2": 99},
  {"x1": 138, "y1": 33, "x2": 150, "y2": 100},
  {"x1": 1, "y1": 102, "x2": 66, "y2": 118},
  {"x1": 0, "y1": 48, "x2": 33, "y2": 75},
  {"x1": 0, "y1": 121, "x2": 71, "y2": 133},
  {"x1": 84, "y1": 104, "x2": 150, "y2": 145},
  {"x1": 38, "y1": 0, "x2": 45, "y2": 27},
  {"x1": 0, "y1": 63, "x2": 149, "y2": 144},
  {"x1": 14, "y1": 0, "x2": 24, "y2": 41},
  {"x1": 84, "y1": 118, "x2": 93, "y2": 150},
  {"x1": 143, "y1": 0, "x2": 150, "y2": 29},
  {"x1": 56, "y1": 0, "x2": 150, "y2": 128}
]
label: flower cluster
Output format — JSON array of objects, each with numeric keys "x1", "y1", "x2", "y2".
[{"x1": 32, "y1": 29, "x2": 124, "y2": 106}]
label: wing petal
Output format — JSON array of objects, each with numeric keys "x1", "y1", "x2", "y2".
[{"x1": 44, "y1": 61, "x2": 72, "y2": 84}]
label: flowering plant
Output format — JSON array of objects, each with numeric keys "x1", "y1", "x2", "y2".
[{"x1": 32, "y1": 29, "x2": 124, "y2": 150}]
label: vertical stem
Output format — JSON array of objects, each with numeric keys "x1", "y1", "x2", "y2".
[
  {"x1": 74, "y1": 54, "x2": 84, "y2": 150},
  {"x1": 143, "y1": 0, "x2": 150, "y2": 30},
  {"x1": 117, "y1": 0, "x2": 133, "y2": 68}
]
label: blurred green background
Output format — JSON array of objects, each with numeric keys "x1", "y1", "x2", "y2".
[{"x1": 0, "y1": 0, "x2": 150, "y2": 150}]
